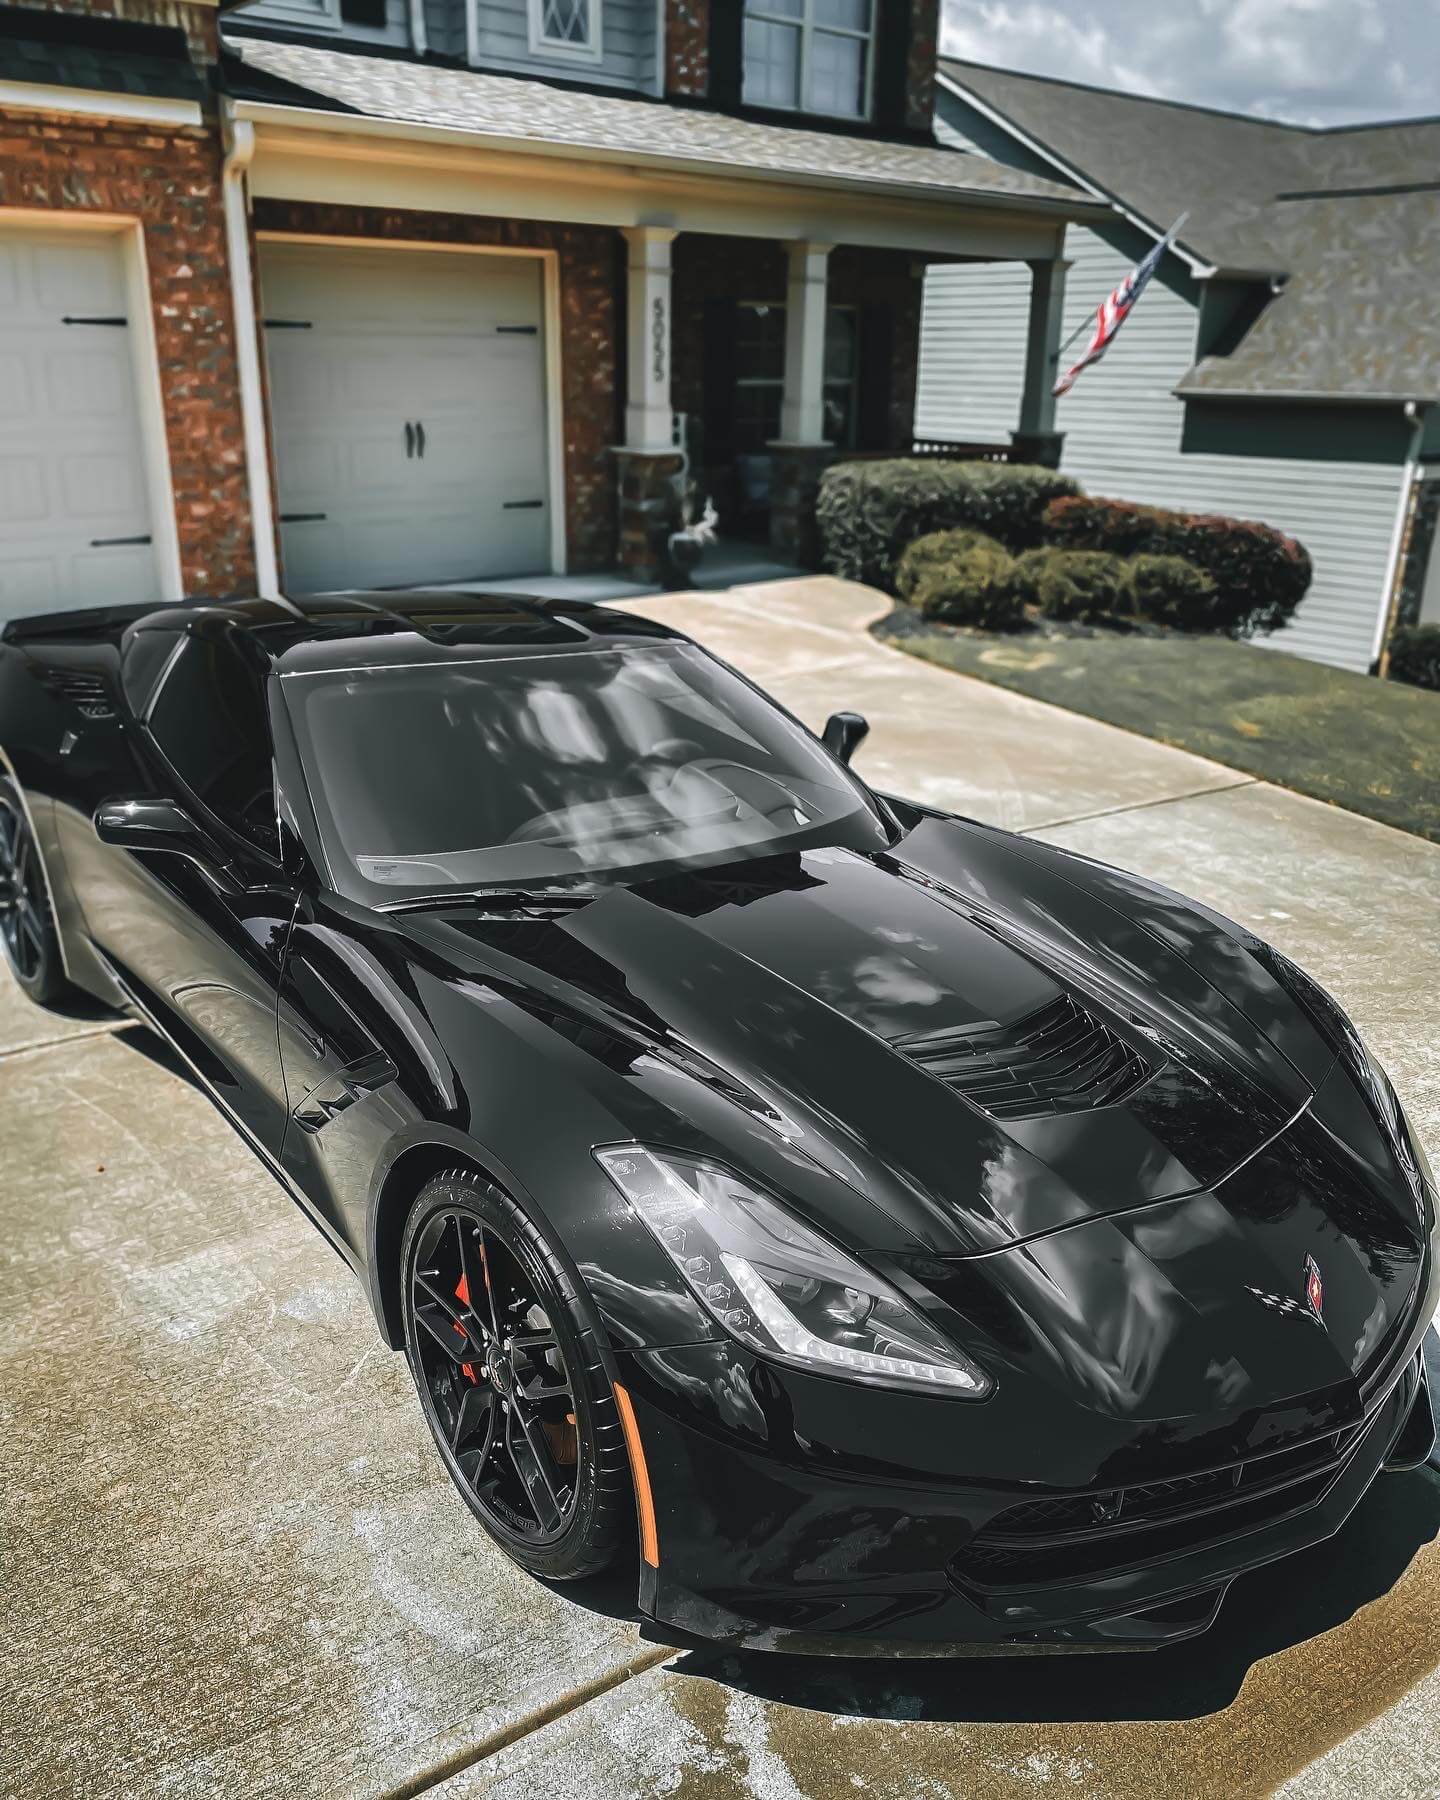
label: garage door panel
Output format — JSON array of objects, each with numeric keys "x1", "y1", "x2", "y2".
[
  {"x1": 0, "y1": 228, "x2": 161, "y2": 615},
  {"x1": 261, "y1": 243, "x2": 553, "y2": 593}
]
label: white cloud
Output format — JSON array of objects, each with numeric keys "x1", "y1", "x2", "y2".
[{"x1": 940, "y1": 0, "x2": 1430, "y2": 124}]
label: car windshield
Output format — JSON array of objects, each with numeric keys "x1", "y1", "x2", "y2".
[{"x1": 284, "y1": 643, "x2": 890, "y2": 898}]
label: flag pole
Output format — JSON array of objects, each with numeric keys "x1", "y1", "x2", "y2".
[{"x1": 1053, "y1": 213, "x2": 1191, "y2": 362}]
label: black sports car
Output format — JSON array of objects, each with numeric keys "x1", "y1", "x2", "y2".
[{"x1": 1, "y1": 588, "x2": 1434, "y2": 1655}]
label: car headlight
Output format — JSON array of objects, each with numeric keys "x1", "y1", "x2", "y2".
[{"x1": 595, "y1": 1146, "x2": 992, "y2": 1396}]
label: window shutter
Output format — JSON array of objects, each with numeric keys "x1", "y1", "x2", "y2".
[
  {"x1": 871, "y1": 0, "x2": 911, "y2": 132},
  {"x1": 857, "y1": 304, "x2": 894, "y2": 451},
  {"x1": 710, "y1": 2, "x2": 744, "y2": 108}
]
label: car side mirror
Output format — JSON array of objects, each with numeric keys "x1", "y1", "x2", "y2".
[
  {"x1": 94, "y1": 796, "x2": 201, "y2": 853},
  {"x1": 822, "y1": 711, "x2": 870, "y2": 766}
]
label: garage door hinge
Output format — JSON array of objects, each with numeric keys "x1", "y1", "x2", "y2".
[
  {"x1": 62, "y1": 315, "x2": 127, "y2": 327},
  {"x1": 496, "y1": 324, "x2": 538, "y2": 336}
]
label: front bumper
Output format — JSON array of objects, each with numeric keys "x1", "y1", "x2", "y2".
[{"x1": 623, "y1": 1341, "x2": 1431, "y2": 1656}]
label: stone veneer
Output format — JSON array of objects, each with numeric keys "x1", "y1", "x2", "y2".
[{"x1": 253, "y1": 201, "x2": 621, "y2": 575}]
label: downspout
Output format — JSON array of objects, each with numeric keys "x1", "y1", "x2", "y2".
[
  {"x1": 221, "y1": 111, "x2": 281, "y2": 600},
  {"x1": 408, "y1": 0, "x2": 427, "y2": 57},
  {"x1": 1373, "y1": 399, "x2": 1426, "y2": 676}
]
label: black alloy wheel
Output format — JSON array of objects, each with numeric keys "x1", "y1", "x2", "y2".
[
  {"x1": 0, "y1": 780, "x2": 69, "y2": 1006},
  {"x1": 400, "y1": 1170, "x2": 631, "y2": 1580}
]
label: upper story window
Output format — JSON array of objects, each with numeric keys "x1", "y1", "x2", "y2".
[
  {"x1": 529, "y1": 0, "x2": 603, "y2": 62},
  {"x1": 742, "y1": 0, "x2": 874, "y2": 120}
]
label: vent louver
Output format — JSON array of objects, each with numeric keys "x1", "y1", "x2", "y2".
[
  {"x1": 36, "y1": 668, "x2": 115, "y2": 720},
  {"x1": 894, "y1": 993, "x2": 1152, "y2": 1120}
]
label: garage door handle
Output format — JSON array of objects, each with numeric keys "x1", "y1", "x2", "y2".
[
  {"x1": 405, "y1": 421, "x2": 415, "y2": 459},
  {"x1": 504, "y1": 500, "x2": 545, "y2": 510},
  {"x1": 90, "y1": 534, "x2": 152, "y2": 548},
  {"x1": 279, "y1": 512, "x2": 327, "y2": 524},
  {"x1": 415, "y1": 421, "x2": 426, "y2": 459}
]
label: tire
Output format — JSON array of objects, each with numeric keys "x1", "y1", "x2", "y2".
[
  {"x1": 0, "y1": 779, "x2": 73, "y2": 1009},
  {"x1": 400, "y1": 1169, "x2": 632, "y2": 1581}
]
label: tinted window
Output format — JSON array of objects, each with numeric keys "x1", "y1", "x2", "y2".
[
  {"x1": 285, "y1": 644, "x2": 889, "y2": 899},
  {"x1": 147, "y1": 633, "x2": 278, "y2": 852}
]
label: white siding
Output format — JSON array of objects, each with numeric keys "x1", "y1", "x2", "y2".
[
  {"x1": 916, "y1": 224, "x2": 1406, "y2": 674},
  {"x1": 240, "y1": 0, "x2": 412, "y2": 49}
]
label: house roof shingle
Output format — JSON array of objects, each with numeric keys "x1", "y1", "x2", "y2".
[
  {"x1": 941, "y1": 57, "x2": 1440, "y2": 404},
  {"x1": 0, "y1": 7, "x2": 207, "y2": 106},
  {"x1": 228, "y1": 37, "x2": 1093, "y2": 215}
]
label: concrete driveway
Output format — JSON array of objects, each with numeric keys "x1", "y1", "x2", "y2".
[{"x1": 2, "y1": 575, "x2": 1437, "y2": 1800}]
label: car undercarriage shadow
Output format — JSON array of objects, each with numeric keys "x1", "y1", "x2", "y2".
[
  {"x1": 115, "y1": 1022, "x2": 206, "y2": 1091},
  {"x1": 662, "y1": 1461, "x2": 1440, "y2": 1724}
]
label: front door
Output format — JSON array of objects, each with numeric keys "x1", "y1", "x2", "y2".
[{"x1": 259, "y1": 242, "x2": 552, "y2": 592}]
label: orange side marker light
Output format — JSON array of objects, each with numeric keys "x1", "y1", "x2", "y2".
[{"x1": 612, "y1": 1382, "x2": 659, "y2": 1568}]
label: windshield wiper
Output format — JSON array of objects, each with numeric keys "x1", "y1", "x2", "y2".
[{"x1": 376, "y1": 886, "x2": 599, "y2": 916}]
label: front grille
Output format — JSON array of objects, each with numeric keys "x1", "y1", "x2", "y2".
[
  {"x1": 953, "y1": 1422, "x2": 1366, "y2": 1590},
  {"x1": 894, "y1": 993, "x2": 1153, "y2": 1120}
]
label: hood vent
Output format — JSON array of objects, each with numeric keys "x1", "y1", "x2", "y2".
[{"x1": 893, "y1": 993, "x2": 1153, "y2": 1121}]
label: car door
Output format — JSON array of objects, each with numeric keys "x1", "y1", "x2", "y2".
[{"x1": 72, "y1": 620, "x2": 298, "y2": 1156}]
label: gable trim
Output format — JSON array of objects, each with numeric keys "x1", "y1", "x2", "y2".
[{"x1": 937, "y1": 69, "x2": 1213, "y2": 277}]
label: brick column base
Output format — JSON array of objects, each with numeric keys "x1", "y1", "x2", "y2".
[
  {"x1": 1009, "y1": 430, "x2": 1066, "y2": 469},
  {"x1": 768, "y1": 444, "x2": 837, "y2": 569},
  {"x1": 613, "y1": 449, "x2": 685, "y2": 584}
]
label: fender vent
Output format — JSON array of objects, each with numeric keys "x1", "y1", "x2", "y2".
[
  {"x1": 34, "y1": 667, "x2": 115, "y2": 720},
  {"x1": 894, "y1": 993, "x2": 1152, "y2": 1120}
]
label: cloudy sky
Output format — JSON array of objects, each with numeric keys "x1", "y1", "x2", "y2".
[{"x1": 940, "y1": 0, "x2": 1437, "y2": 125}]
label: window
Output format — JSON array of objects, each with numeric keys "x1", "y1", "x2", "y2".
[
  {"x1": 733, "y1": 301, "x2": 862, "y2": 452},
  {"x1": 339, "y1": 0, "x2": 388, "y2": 27},
  {"x1": 146, "y1": 633, "x2": 279, "y2": 855},
  {"x1": 742, "y1": 0, "x2": 873, "y2": 120},
  {"x1": 528, "y1": 0, "x2": 603, "y2": 61}
]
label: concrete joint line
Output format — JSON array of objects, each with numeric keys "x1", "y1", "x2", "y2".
[
  {"x1": 0, "y1": 1022, "x2": 125, "y2": 1063},
  {"x1": 383, "y1": 1642, "x2": 680, "y2": 1798},
  {"x1": 1024, "y1": 777, "x2": 1262, "y2": 838}
]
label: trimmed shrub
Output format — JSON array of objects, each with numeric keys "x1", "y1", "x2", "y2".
[
  {"x1": 1043, "y1": 495, "x2": 1312, "y2": 636},
  {"x1": 1014, "y1": 547, "x2": 1132, "y2": 622},
  {"x1": 817, "y1": 458, "x2": 1082, "y2": 591},
  {"x1": 1389, "y1": 624, "x2": 1440, "y2": 693},
  {"x1": 1125, "y1": 554, "x2": 1221, "y2": 629},
  {"x1": 896, "y1": 528, "x2": 1026, "y2": 630}
]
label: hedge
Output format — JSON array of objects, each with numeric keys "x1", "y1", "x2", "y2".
[
  {"x1": 1042, "y1": 495, "x2": 1312, "y2": 636},
  {"x1": 896, "y1": 528, "x2": 1026, "y2": 630},
  {"x1": 1125, "y1": 554, "x2": 1221, "y2": 629},
  {"x1": 1014, "y1": 548, "x2": 1131, "y2": 622},
  {"x1": 1389, "y1": 624, "x2": 1440, "y2": 693},
  {"x1": 817, "y1": 458, "x2": 1082, "y2": 591}
]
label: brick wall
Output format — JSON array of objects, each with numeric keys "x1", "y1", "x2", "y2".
[
  {"x1": 663, "y1": 0, "x2": 709, "y2": 98},
  {"x1": 904, "y1": 0, "x2": 940, "y2": 132},
  {"x1": 255, "y1": 202, "x2": 621, "y2": 573},
  {"x1": 0, "y1": 113, "x2": 256, "y2": 596}
]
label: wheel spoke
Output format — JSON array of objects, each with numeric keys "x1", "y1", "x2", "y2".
[
  {"x1": 449, "y1": 1379, "x2": 495, "y2": 1453},
  {"x1": 460, "y1": 1224, "x2": 499, "y2": 1343},
  {"x1": 506, "y1": 1403, "x2": 565, "y2": 1532},
  {"x1": 415, "y1": 1301, "x2": 475, "y2": 1365}
]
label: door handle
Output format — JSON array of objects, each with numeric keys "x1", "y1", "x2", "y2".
[
  {"x1": 415, "y1": 420, "x2": 426, "y2": 459},
  {"x1": 404, "y1": 421, "x2": 415, "y2": 459}
]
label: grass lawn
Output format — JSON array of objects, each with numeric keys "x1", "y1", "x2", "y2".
[{"x1": 874, "y1": 608, "x2": 1440, "y2": 844}]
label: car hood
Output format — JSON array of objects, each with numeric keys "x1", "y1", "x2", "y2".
[{"x1": 400, "y1": 816, "x2": 1374, "y2": 1257}]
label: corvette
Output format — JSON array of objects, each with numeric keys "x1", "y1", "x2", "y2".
[{"x1": 1, "y1": 587, "x2": 1435, "y2": 1656}]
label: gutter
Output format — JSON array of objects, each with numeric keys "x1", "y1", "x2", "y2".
[
  {"x1": 221, "y1": 114, "x2": 281, "y2": 601},
  {"x1": 0, "y1": 81, "x2": 203, "y2": 127},
  {"x1": 228, "y1": 96, "x2": 1106, "y2": 222},
  {"x1": 1374, "y1": 400, "x2": 1428, "y2": 675}
]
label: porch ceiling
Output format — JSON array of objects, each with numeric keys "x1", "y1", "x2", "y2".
[{"x1": 226, "y1": 38, "x2": 1104, "y2": 260}]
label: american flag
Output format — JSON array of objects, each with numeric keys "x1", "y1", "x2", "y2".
[{"x1": 1053, "y1": 215, "x2": 1189, "y2": 398}]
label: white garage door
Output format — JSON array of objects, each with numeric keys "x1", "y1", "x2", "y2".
[
  {"x1": 0, "y1": 229, "x2": 162, "y2": 623},
  {"x1": 260, "y1": 243, "x2": 553, "y2": 593}
]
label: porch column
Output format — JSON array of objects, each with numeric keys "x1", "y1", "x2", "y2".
[
  {"x1": 1011, "y1": 255, "x2": 1070, "y2": 467},
  {"x1": 771, "y1": 240, "x2": 836, "y2": 568},
  {"x1": 615, "y1": 226, "x2": 684, "y2": 582}
]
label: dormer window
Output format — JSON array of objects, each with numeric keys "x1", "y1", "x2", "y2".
[
  {"x1": 529, "y1": 0, "x2": 603, "y2": 62},
  {"x1": 742, "y1": 0, "x2": 874, "y2": 120}
]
